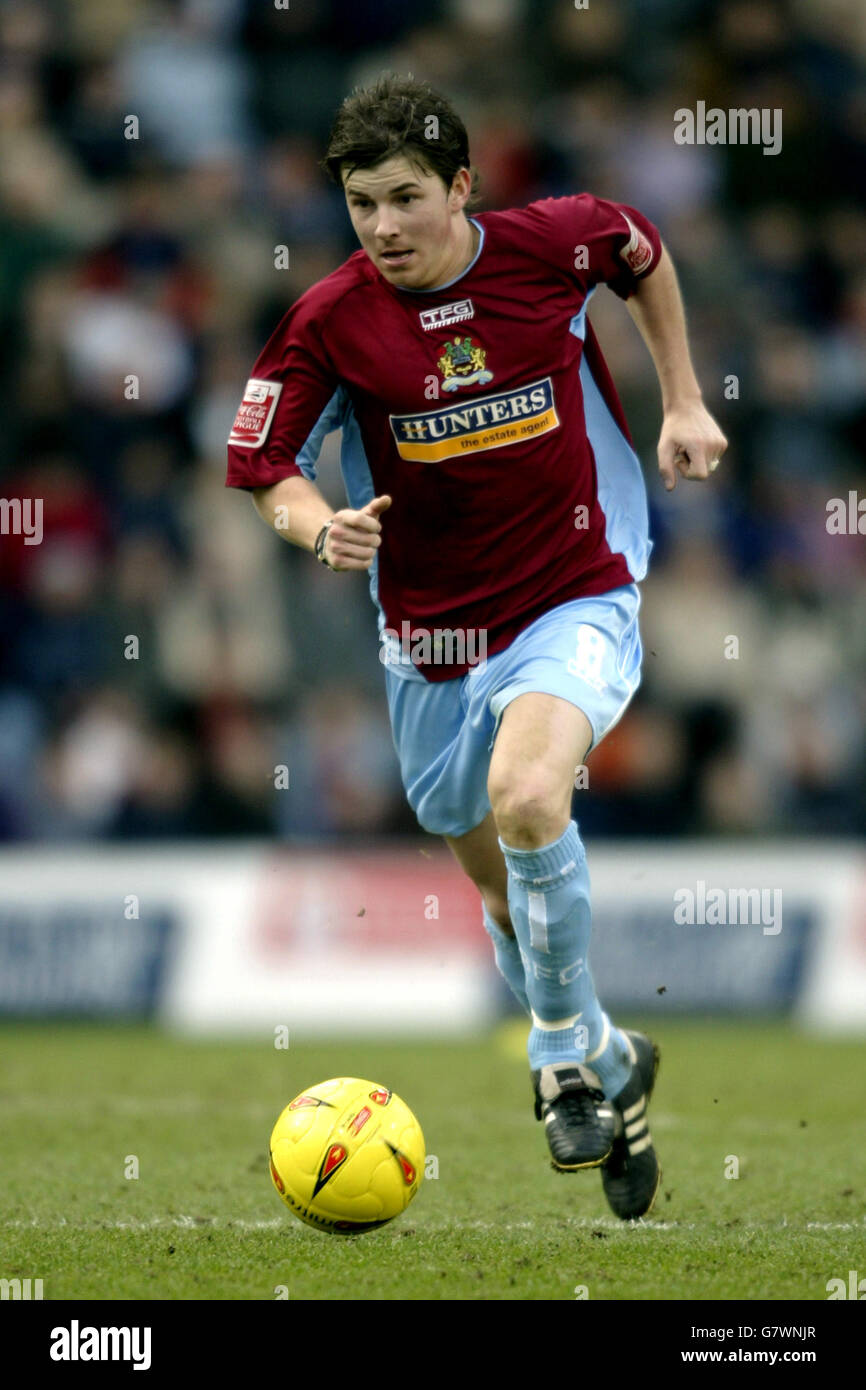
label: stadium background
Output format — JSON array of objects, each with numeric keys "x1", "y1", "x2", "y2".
[{"x1": 1, "y1": 0, "x2": 865, "y2": 1303}]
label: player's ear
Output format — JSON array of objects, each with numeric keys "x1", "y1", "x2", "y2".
[{"x1": 448, "y1": 168, "x2": 471, "y2": 210}]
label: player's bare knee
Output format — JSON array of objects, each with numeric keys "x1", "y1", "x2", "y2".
[{"x1": 490, "y1": 782, "x2": 568, "y2": 850}]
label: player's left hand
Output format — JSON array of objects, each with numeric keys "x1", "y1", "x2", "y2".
[{"x1": 657, "y1": 401, "x2": 728, "y2": 492}]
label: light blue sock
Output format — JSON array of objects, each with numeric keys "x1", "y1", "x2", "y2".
[
  {"x1": 481, "y1": 902, "x2": 529, "y2": 1014},
  {"x1": 498, "y1": 820, "x2": 632, "y2": 1098}
]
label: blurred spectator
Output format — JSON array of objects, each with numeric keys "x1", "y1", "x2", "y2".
[{"x1": 274, "y1": 685, "x2": 407, "y2": 839}]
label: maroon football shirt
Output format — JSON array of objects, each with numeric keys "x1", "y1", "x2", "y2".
[{"x1": 226, "y1": 194, "x2": 661, "y2": 681}]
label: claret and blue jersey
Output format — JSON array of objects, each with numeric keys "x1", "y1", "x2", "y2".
[{"x1": 226, "y1": 193, "x2": 661, "y2": 682}]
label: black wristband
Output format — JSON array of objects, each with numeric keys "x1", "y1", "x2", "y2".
[{"x1": 314, "y1": 519, "x2": 336, "y2": 569}]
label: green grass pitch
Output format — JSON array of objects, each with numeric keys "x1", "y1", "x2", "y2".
[{"x1": 1, "y1": 1018, "x2": 863, "y2": 1301}]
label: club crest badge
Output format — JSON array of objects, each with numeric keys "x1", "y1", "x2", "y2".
[{"x1": 437, "y1": 335, "x2": 494, "y2": 392}]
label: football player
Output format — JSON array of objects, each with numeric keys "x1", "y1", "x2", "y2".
[{"x1": 226, "y1": 75, "x2": 727, "y2": 1220}]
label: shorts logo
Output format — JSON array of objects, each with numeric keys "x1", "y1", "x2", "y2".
[
  {"x1": 619, "y1": 215, "x2": 654, "y2": 276},
  {"x1": 567, "y1": 625, "x2": 608, "y2": 693},
  {"x1": 419, "y1": 298, "x2": 475, "y2": 331},
  {"x1": 390, "y1": 377, "x2": 559, "y2": 463},
  {"x1": 228, "y1": 378, "x2": 282, "y2": 448},
  {"x1": 438, "y1": 335, "x2": 494, "y2": 392}
]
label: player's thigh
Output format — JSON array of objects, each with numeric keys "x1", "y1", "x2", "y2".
[
  {"x1": 480, "y1": 585, "x2": 643, "y2": 842},
  {"x1": 487, "y1": 692, "x2": 592, "y2": 834},
  {"x1": 443, "y1": 810, "x2": 512, "y2": 933}
]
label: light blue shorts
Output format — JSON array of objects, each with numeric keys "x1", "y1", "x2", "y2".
[{"x1": 383, "y1": 583, "x2": 643, "y2": 837}]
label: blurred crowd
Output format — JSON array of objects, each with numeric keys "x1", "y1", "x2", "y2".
[{"x1": 0, "y1": 0, "x2": 864, "y2": 843}]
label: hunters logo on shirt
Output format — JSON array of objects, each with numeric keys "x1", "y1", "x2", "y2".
[{"x1": 390, "y1": 377, "x2": 559, "y2": 463}]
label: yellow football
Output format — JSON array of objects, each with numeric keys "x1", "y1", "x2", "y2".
[{"x1": 269, "y1": 1077, "x2": 425, "y2": 1234}]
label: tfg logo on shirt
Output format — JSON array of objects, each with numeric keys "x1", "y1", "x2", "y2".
[{"x1": 419, "y1": 299, "x2": 475, "y2": 331}]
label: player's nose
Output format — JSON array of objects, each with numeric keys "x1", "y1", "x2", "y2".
[{"x1": 375, "y1": 210, "x2": 402, "y2": 239}]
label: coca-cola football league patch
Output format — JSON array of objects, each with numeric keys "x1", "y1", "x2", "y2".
[
  {"x1": 228, "y1": 378, "x2": 282, "y2": 448},
  {"x1": 618, "y1": 215, "x2": 654, "y2": 277}
]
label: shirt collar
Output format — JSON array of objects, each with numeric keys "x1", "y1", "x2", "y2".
[{"x1": 395, "y1": 217, "x2": 484, "y2": 295}]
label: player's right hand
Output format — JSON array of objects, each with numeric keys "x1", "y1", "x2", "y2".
[{"x1": 323, "y1": 494, "x2": 391, "y2": 571}]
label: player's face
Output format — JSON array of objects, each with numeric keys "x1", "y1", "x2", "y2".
[{"x1": 342, "y1": 154, "x2": 474, "y2": 291}]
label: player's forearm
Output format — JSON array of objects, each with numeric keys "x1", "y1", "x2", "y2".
[
  {"x1": 252, "y1": 474, "x2": 333, "y2": 553},
  {"x1": 626, "y1": 245, "x2": 703, "y2": 411}
]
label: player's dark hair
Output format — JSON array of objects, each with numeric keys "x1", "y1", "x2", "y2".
[{"x1": 321, "y1": 73, "x2": 481, "y2": 206}]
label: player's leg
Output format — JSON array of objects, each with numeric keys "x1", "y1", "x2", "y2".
[
  {"x1": 482, "y1": 582, "x2": 660, "y2": 1211},
  {"x1": 444, "y1": 810, "x2": 511, "y2": 931},
  {"x1": 444, "y1": 812, "x2": 529, "y2": 1014},
  {"x1": 488, "y1": 691, "x2": 588, "y2": 848},
  {"x1": 382, "y1": 669, "x2": 529, "y2": 1011},
  {"x1": 487, "y1": 691, "x2": 630, "y2": 1167},
  {"x1": 384, "y1": 598, "x2": 658, "y2": 1204},
  {"x1": 489, "y1": 691, "x2": 628, "y2": 1086}
]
